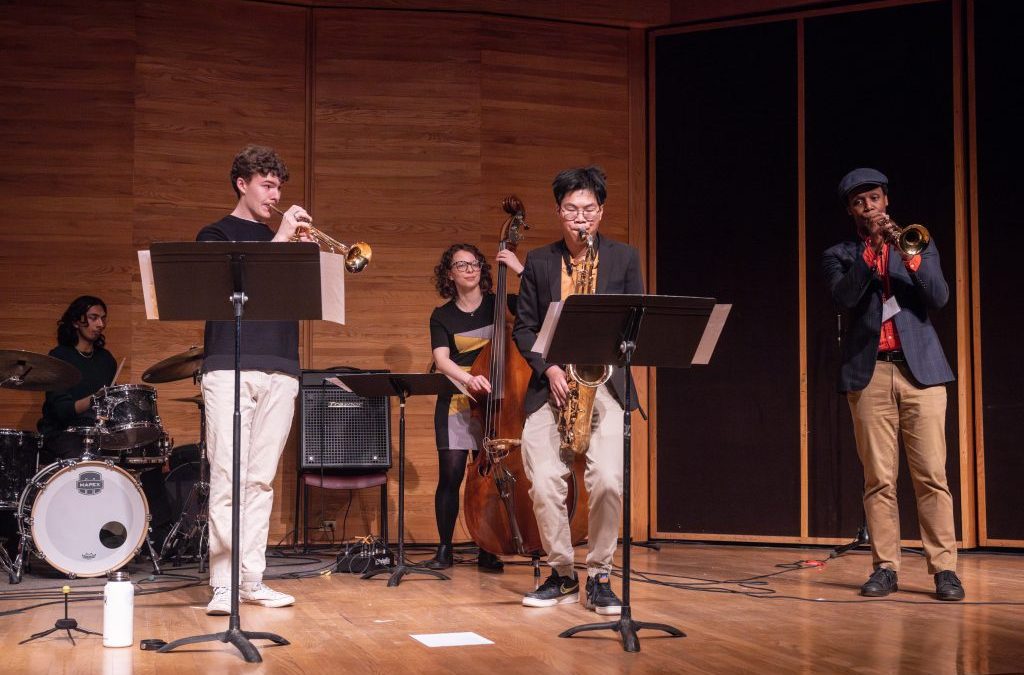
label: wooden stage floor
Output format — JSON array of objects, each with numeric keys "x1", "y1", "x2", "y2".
[{"x1": 1, "y1": 542, "x2": 1022, "y2": 674}]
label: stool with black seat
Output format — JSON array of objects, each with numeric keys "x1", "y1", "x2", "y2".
[{"x1": 296, "y1": 470, "x2": 389, "y2": 549}]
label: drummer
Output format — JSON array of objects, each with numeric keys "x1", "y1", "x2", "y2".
[
  {"x1": 36, "y1": 296, "x2": 172, "y2": 550},
  {"x1": 37, "y1": 295, "x2": 116, "y2": 452}
]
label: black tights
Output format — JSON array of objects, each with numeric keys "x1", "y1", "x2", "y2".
[{"x1": 434, "y1": 449, "x2": 469, "y2": 546}]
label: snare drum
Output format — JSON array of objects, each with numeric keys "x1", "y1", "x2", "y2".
[
  {"x1": 0, "y1": 429, "x2": 40, "y2": 509},
  {"x1": 18, "y1": 460, "x2": 150, "y2": 577},
  {"x1": 121, "y1": 433, "x2": 172, "y2": 467},
  {"x1": 95, "y1": 384, "x2": 162, "y2": 449}
]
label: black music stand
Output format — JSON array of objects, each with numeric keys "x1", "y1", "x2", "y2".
[
  {"x1": 147, "y1": 241, "x2": 323, "y2": 663},
  {"x1": 331, "y1": 373, "x2": 457, "y2": 587},
  {"x1": 545, "y1": 293, "x2": 717, "y2": 653}
]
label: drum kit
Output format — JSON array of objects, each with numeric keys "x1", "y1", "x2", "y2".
[{"x1": 0, "y1": 346, "x2": 209, "y2": 583}]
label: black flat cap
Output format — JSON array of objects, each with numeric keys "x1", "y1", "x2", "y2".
[{"x1": 838, "y1": 168, "x2": 888, "y2": 202}]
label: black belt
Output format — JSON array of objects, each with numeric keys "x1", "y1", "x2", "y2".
[{"x1": 877, "y1": 350, "x2": 906, "y2": 363}]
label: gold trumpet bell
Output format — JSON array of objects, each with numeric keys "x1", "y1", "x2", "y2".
[
  {"x1": 898, "y1": 224, "x2": 930, "y2": 257},
  {"x1": 343, "y1": 242, "x2": 372, "y2": 273}
]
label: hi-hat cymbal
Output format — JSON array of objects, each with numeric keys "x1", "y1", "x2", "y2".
[
  {"x1": 0, "y1": 349, "x2": 82, "y2": 392},
  {"x1": 142, "y1": 346, "x2": 204, "y2": 384},
  {"x1": 170, "y1": 395, "x2": 204, "y2": 406}
]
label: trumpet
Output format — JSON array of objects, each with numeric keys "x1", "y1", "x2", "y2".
[
  {"x1": 879, "y1": 215, "x2": 930, "y2": 257},
  {"x1": 271, "y1": 205, "x2": 372, "y2": 273}
]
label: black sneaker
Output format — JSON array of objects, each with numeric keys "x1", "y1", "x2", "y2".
[
  {"x1": 522, "y1": 570, "x2": 579, "y2": 607},
  {"x1": 860, "y1": 568, "x2": 898, "y2": 597},
  {"x1": 585, "y1": 573, "x2": 623, "y2": 615},
  {"x1": 934, "y1": 571, "x2": 965, "y2": 601}
]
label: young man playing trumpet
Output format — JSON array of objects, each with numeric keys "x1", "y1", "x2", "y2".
[
  {"x1": 197, "y1": 144, "x2": 311, "y2": 614},
  {"x1": 822, "y1": 168, "x2": 963, "y2": 601},
  {"x1": 512, "y1": 166, "x2": 643, "y2": 614}
]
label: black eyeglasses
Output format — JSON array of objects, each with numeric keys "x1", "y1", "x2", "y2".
[
  {"x1": 451, "y1": 260, "x2": 483, "y2": 272},
  {"x1": 559, "y1": 204, "x2": 601, "y2": 221}
]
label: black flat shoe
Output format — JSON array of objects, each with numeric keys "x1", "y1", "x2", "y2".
[
  {"x1": 860, "y1": 568, "x2": 898, "y2": 597},
  {"x1": 423, "y1": 544, "x2": 453, "y2": 570},
  {"x1": 934, "y1": 570, "x2": 965, "y2": 601},
  {"x1": 477, "y1": 549, "x2": 504, "y2": 573}
]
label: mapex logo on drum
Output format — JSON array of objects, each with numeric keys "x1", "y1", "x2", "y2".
[
  {"x1": 328, "y1": 401, "x2": 362, "y2": 408},
  {"x1": 76, "y1": 471, "x2": 104, "y2": 496}
]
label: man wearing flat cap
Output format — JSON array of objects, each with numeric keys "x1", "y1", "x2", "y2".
[{"x1": 822, "y1": 168, "x2": 964, "y2": 601}]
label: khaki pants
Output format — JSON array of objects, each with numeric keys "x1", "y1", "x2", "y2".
[
  {"x1": 847, "y1": 362, "x2": 957, "y2": 574},
  {"x1": 203, "y1": 370, "x2": 298, "y2": 588},
  {"x1": 521, "y1": 385, "x2": 624, "y2": 578}
]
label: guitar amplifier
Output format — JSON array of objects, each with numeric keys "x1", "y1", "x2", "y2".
[{"x1": 299, "y1": 370, "x2": 392, "y2": 470}]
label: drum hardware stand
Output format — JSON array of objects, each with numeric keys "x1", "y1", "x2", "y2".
[
  {"x1": 158, "y1": 392, "x2": 210, "y2": 572},
  {"x1": 0, "y1": 543, "x2": 17, "y2": 584},
  {"x1": 18, "y1": 585, "x2": 100, "y2": 645}
]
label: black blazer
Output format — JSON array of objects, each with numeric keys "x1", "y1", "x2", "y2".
[{"x1": 513, "y1": 234, "x2": 645, "y2": 415}]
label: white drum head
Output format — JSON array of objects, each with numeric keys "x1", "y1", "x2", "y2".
[{"x1": 29, "y1": 461, "x2": 149, "y2": 577}]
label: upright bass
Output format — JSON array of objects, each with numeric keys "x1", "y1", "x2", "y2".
[{"x1": 463, "y1": 196, "x2": 589, "y2": 557}]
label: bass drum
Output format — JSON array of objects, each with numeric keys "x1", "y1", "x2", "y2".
[{"x1": 19, "y1": 460, "x2": 150, "y2": 577}]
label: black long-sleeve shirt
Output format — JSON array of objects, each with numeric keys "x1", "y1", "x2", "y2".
[
  {"x1": 37, "y1": 344, "x2": 116, "y2": 437},
  {"x1": 196, "y1": 215, "x2": 300, "y2": 376}
]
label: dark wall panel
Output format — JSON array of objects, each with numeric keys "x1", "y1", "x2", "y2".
[
  {"x1": 655, "y1": 21, "x2": 800, "y2": 536},
  {"x1": 805, "y1": 1, "x2": 961, "y2": 539},
  {"x1": 975, "y1": 0, "x2": 1024, "y2": 541}
]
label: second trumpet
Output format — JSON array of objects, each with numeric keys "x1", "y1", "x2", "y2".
[{"x1": 271, "y1": 205, "x2": 372, "y2": 273}]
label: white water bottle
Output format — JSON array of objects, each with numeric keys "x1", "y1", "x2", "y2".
[{"x1": 103, "y1": 570, "x2": 134, "y2": 648}]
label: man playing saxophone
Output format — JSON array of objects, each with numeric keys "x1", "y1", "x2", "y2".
[{"x1": 513, "y1": 166, "x2": 644, "y2": 614}]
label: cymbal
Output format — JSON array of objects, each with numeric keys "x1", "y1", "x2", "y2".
[
  {"x1": 170, "y1": 395, "x2": 204, "y2": 406},
  {"x1": 142, "y1": 346, "x2": 203, "y2": 384},
  {"x1": 0, "y1": 349, "x2": 82, "y2": 392}
]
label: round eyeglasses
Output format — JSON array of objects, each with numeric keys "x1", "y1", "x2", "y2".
[{"x1": 451, "y1": 260, "x2": 483, "y2": 272}]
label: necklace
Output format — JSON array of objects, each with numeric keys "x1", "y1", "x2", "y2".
[
  {"x1": 76, "y1": 347, "x2": 94, "y2": 359},
  {"x1": 456, "y1": 297, "x2": 482, "y2": 316}
]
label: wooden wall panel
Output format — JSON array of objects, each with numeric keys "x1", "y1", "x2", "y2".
[
  {"x1": 308, "y1": 11, "x2": 632, "y2": 544},
  {"x1": 308, "y1": 10, "x2": 483, "y2": 544},
  {"x1": 131, "y1": 0, "x2": 309, "y2": 541},
  {"x1": 0, "y1": 1, "x2": 635, "y2": 549},
  {"x1": 0, "y1": 1, "x2": 135, "y2": 429}
]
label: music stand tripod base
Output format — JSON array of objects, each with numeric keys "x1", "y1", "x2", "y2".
[{"x1": 558, "y1": 606, "x2": 685, "y2": 652}]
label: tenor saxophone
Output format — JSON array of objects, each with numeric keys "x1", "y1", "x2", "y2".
[{"x1": 557, "y1": 229, "x2": 612, "y2": 456}]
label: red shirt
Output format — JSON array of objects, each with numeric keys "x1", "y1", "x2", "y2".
[{"x1": 862, "y1": 242, "x2": 921, "y2": 352}]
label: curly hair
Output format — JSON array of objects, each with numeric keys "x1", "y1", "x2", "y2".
[
  {"x1": 57, "y1": 296, "x2": 107, "y2": 348},
  {"x1": 230, "y1": 144, "x2": 290, "y2": 197},
  {"x1": 433, "y1": 243, "x2": 492, "y2": 300}
]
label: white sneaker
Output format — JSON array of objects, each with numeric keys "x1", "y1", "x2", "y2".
[
  {"x1": 240, "y1": 582, "x2": 295, "y2": 608},
  {"x1": 206, "y1": 586, "x2": 230, "y2": 615}
]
